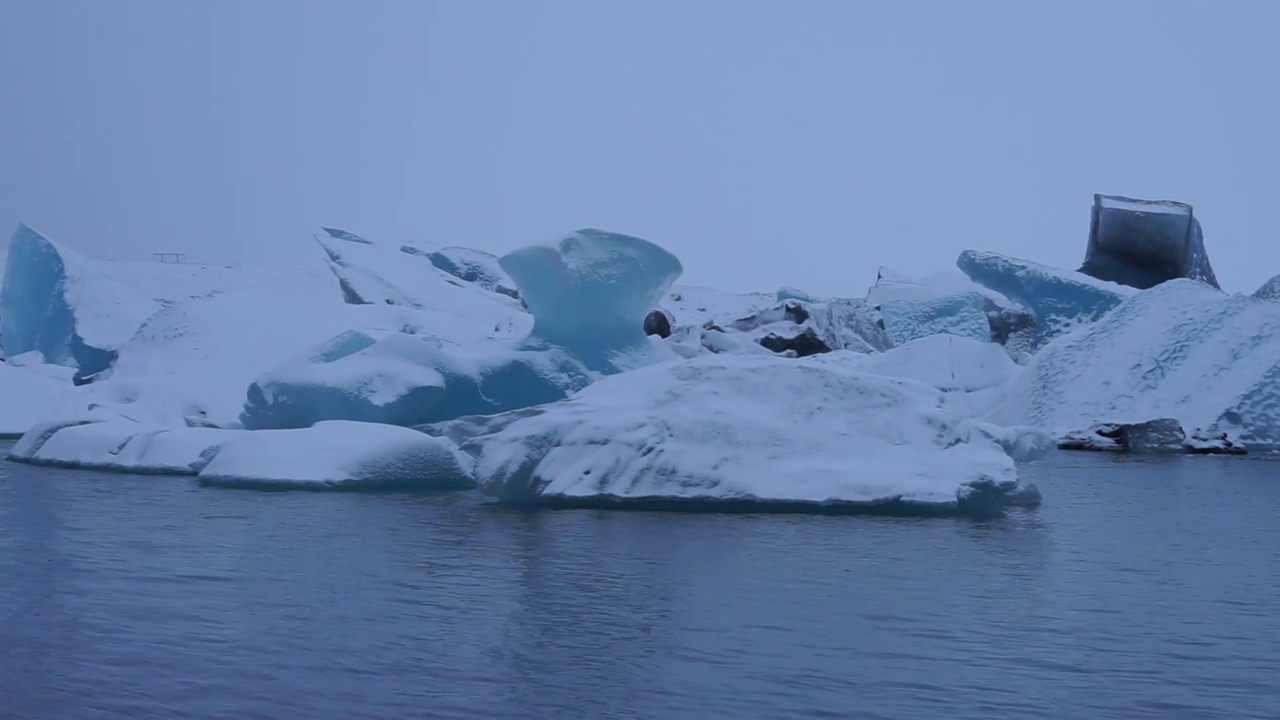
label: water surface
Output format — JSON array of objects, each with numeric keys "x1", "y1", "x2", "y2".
[{"x1": 2, "y1": 446, "x2": 1278, "y2": 719}]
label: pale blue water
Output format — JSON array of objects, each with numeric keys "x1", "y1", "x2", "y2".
[{"x1": 2, "y1": 445, "x2": 1278, "y2": 720}]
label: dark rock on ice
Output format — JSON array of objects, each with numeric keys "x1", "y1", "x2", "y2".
[
  {"x1": 757, "y1": 327, "x2": 832, "y2": 358},
  {"x1": 643, "y1": 309, "x2": 672, "y2": 339},
  {"x1": 1184, "y1": 428, "x2": 1247, "y2": 455},
  {"x1": 1058, "y1": 418, "x2": 1187, "y2": 453}
]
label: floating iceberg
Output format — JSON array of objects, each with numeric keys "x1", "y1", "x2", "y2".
[
  {"x1": 957, "y1": 250, "x2": 1136, "y2": 349},
  {"x1": 8, "y1": 419, "x2": 233, "y2": 474},
  {"x1": 240, "y1": 330, "x2": 591, "y2": 430},
  {"x1": 1081, "y1": 194, "x2": 1219, "y2": 290},
  {"x1": 499, "y1": 229, "x2": 683, "y2": 372},
  {"x1": 467, "y1": 354, "x2": 1032, "y2": 516},
  {"x1": 988, "y1": 279, "x2": 1280, "y2": 446},
  {"x1": 1, "y1": 224, "x2": 159, "y2": 375},
  {"x1": 198, "y1": 420, "x2": 474, "y2": 491}
]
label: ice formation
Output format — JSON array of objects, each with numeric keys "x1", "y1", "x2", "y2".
[
  {"x1": 856, "y1": 335, "x2": 1018, "y2": 393},
  {"x1": 957, "y1": 250, "x2": 1136, "y2": 349},
  {"x1": 198, "y1": 420, "x2": 474, "y2": 490},
  {"x1": 407, "y1": 244, "x2": 521, "y2": 300},
  {"x1": 240, "y1": 330, "x2": 591, "y2": 430},
  {"x1": 867, "y1": 268, "x2": 1034, "y2": 353},
  {"x1": 314, "y1": 227, "x2": 527, "y2": 331},
  {"x1": 1253, "y1": 274, "x2": 1280, "y2": 301},
  {"x1": 9, "y1": 419, "x2": 233, "y2": 474},
  {"x1": 1081, "y1": 194, "x2": 1219, "y2": 290},
  {"x1": 988, "y1": 279, "x2": 1280, "y2": 446},
  {"x1": 0, "y1": 361, "x2": 81, "y2": 437},
  {"x1": 2, "y1": 224, "x2": 159, "y2": 375},
  {"x1": 466, "y1": 354, "x2": 1033, "y2": 516},
  {"x1": 499, "y1": 229, "x2": 683, "y2": 372}
]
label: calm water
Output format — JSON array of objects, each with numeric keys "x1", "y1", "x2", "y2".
[{"x1": 2, "y1": 444, "x2": 1279, "y2": 720}]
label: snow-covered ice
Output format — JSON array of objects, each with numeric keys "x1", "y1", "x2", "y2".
[
  {"x1": 240, "y1": 330, "x2": 591, "y2": 430},
  {"x1": 2, "y1": 224, "x2": 160, "y2": 375},
  {"x1": 467, "y1": 354, "x2": 1031, "y2": 516},
  {"x1": 0, "y1": 362, "x2": 81, "y2": 437},
  {"x1": 958, "y1": 250, "x2": 1136, "y2": 350},
  {"x1": 856, "y1": 335, "x2": 1018, "y2": 393},
  {"x1": 988, "y1": 279, "x2": 1280, "y2": 446},
  {"x1": 198, "y1": 420, "x2": 474, "y2": 490},
  {"x1": 499, "y1": 229, "x2": 683, "y2": 372},
  {"x1": 9, "y1": 419, "x2": 234, "y2": 474}
]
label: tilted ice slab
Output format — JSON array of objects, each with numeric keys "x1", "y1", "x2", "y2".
[
  {"x1": 499, "y1": 229, "x2": 683, "y2": 373},
  {"x1": 867, "y1": 268, "x2": 993, "y2": 346},
  {"x1": 198, "y1": 420, "x2": 474, "y2": 491},
  {"x1": 402, "y1": 243, "x2": 520, "y2": 300},
  {"x1": 240, "y1": 330, "x2": 591, "y2": 430},
  {"x1": 1081, "y1": 194, "x2": 1219, "y2": 291},
  {"x1": 987, "y1": 279, "x2": 1280, "y2": 446},
  {"x1": 9, "y1": 419, "x2": 234, "y2": 474},
  {"x1": 2, "y1": 224, "x2": 159, "y2": 375},
  {"x1": 958, "y1": 250, "x2": 1136, "y2": 350},
  {"x1": 468, "y1": 354, "x2": 1030, "y2": 516},
  {"x1": 314, "y1": 227, "x2": 529, "y2": 337}
]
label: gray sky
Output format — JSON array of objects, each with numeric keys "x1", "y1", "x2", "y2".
[{"x1": 2, "y1": 0, "x2": 1277, "y2": 296}]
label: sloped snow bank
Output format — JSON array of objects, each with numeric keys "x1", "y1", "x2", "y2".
[
  {"x1": 198, "y1": 421, "x2": 474, "y2": 491},
  {"x1": 856, "y1": 335, "x2": 1017, "y2": 393},
  {"x1": 0, "y1": 362, "x2": 82, "y2": 437},
  {"x1": 988, "y1": 279, "x2": 1280, "y2": 446},
  {"x1": 467, "y1": 354, "x2": 1034, "y2": 516}
]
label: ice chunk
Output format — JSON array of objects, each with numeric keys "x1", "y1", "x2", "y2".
[
  {"x1": 971, "y1": 422, "x2": 1056, "y2": 462},
  {"x1": 0, "y1": 362, "x2": 82, "y2": 437},
  {"x1": 1253, "y1": 275, "x2": 1280, "y2": 301},
  {"x1": 957, "y1": 250, "x2": 1136, "y2": 349},
  {"x1": 1082, "y1": 194, "x2": 1219, "y2": 290},
  {"x1": 197, "y1": 420, "x2": 474, "y2": 491},
  {"x1": 867, "y1": 267, "x2": 1033, "y2": 351},
  {"x1": 498, "y1": 229, "x2": 683, "y2": 372},
  {"x1": 240, "y1": 331, "x2": 592, "y2": 430},
  {"x1": 1184, "y1": 428, "x2": 1247, "y2": 455},
  {"x1": 411, "y1": 245, "x2": 521, "y2": 301},
  {"x1": 776, "y1": 286, "x2": 813, "y2": 303},
  {"x1": 9, "y1": 420, "x2": 234, "y2": 474},
  {"x1": 314, "y1": 227, "x2": 528, "y2": 335},
  {"x1": 988, "y1": 279, "x2": 1280, "y2": 446},
  {"x1": 1057, "y1": 419, "x2": 1187, "y2": 453},
  {"x1": 469, "y1": 354, "x2": 1031, "y2": 516},
  {"x1": 2, "y1": 224, "x2": 159, "y2": 374},
  {"x1": 857, "y1": 335, "x2": 1018, "y2": 393},
  {"x1": 715, "y1": 298, "x2": 891, "y2": 357}
]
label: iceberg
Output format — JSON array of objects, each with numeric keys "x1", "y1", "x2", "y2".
[
  {"x1": 239, "y1": 330, "x2": 591, "y2": 430},
  {"x1": 8, "y1": 419, "x2": 233, "y2": 474},
  {"x1": 1081, "y1": 194, "x2": 1219, "y2": 290},
  {"x1": 2, "y1": 224, "x2": 159, "y2": 375},
  {"x1": 988, "y1": 279, "x2": 1280, "y2": 446},
  {"x1": 499, "y1": 229, "x2": 683, "y2": 372},
  {"x1": 957, "y1": 250, "x2": 1136, "y2": 349},
  {"x1": 197, "y1": 420, "x2": 474, "y2": 491},
  {"x1": 467, "y1": 354, "x2": 1034, "y2": 516}
]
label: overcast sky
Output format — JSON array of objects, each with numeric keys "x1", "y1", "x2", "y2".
[{"x1": 2, "y1": 0, "x2": 1277, "y2": 295}]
